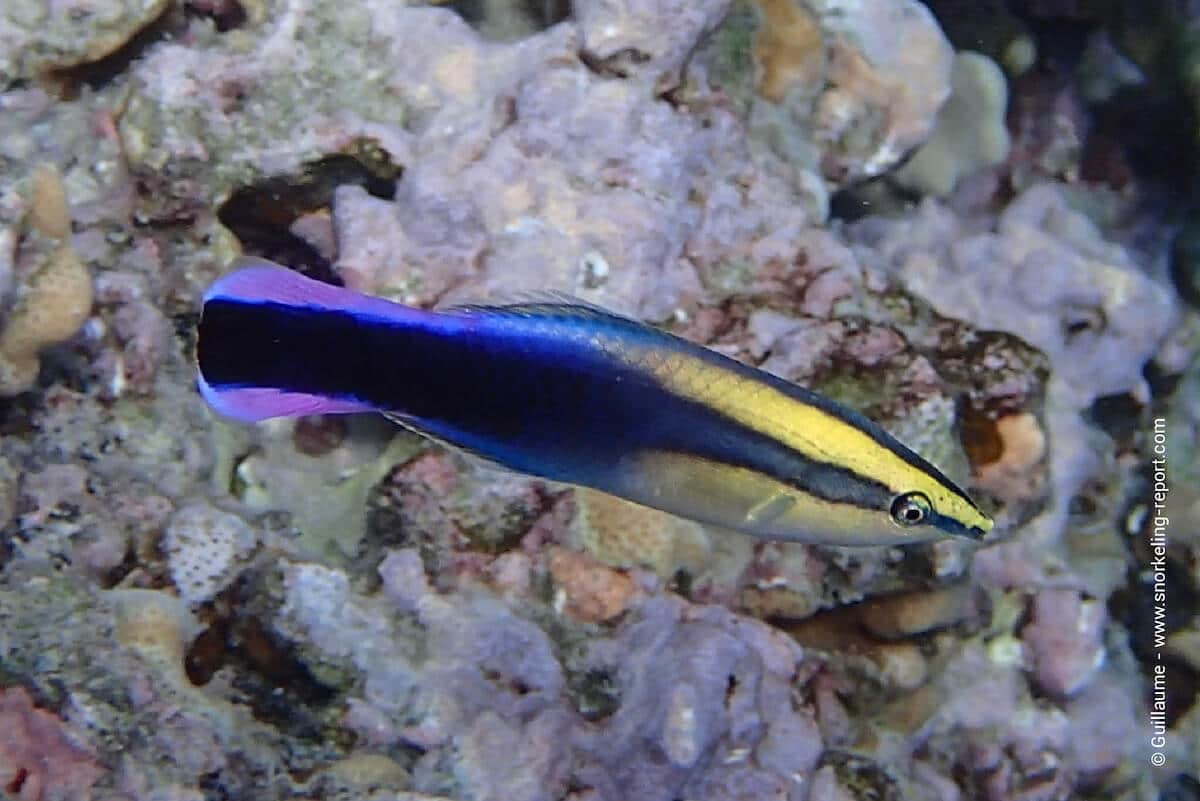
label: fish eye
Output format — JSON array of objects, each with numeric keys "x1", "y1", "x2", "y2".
[{"x1": 890, "y1": 492, "x2": 932, "y2": 526}]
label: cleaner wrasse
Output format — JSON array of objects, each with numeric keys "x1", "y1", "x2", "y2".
[{"x1": 196, "y1": 258, "x2": 993, "y2": 546}]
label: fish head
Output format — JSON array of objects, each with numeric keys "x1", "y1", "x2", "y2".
[
  {"x1": 747, "y1": 482, "x2": 993, "y2": 546},
  {"x1": 883, "y1": 485, "x2": 993, "y2": 542}
]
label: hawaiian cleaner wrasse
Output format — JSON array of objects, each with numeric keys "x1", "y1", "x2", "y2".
[{"x1": 196, "y1": 258, "x2": 993, "y2": 546}]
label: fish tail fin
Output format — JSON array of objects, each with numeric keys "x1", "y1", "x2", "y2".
[
  {"x1": 204, "y1": 258, "x2": 342, "y2": 307},
  {"x1": 197, "y1": 257, "x2": 422, "y2": 423}
]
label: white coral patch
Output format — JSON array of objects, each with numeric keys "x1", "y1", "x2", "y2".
[{"x1": 163, "y1": 502, "x2": 256, "y2": 605}]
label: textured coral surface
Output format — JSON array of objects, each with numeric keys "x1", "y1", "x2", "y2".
[{"x1": 0, "y1": 0, "x2": 1197, "y2": 800}]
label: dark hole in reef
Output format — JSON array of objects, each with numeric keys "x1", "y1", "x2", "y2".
[
  {"x1": 46, "y1": 2, "x2": 181, "y2": 100},
  {"x1": 564, "y1": 779, "x2": 597, "y2": 796},
  {"x1": 1118, "y1": 542, "x2": 1199, "y2": 643},
  {"x1": 1060, "y1": 304, "x2": 1105, "y2": 340},
  {"x1": 172, "y1": 311, "x2": 201, "y2": 358},
  {"x1": 184, "y1": 0, "x2": 248, "y2": 32},
  {"x1": 216, "y1": 149, "x2": 401, "y2": 285},
  {"x1": 0, "y1": 393, "x2": 41, "y2": 439},
  {"x1": 828, "y1": 187, "x2": 878, "y2": 223},
  {"x1": 819, "y1": 751, "x2": 901, "y2": 801},
  {"x1": 184, "y1": 577, "x2": 338, "y2": 741},
  {"x1": 920, "y1": 0, "x2": 1027, "y2": 56},
  {"x1": 1170, "y1": 220, "x2": 1200, "y2": 310},
  {"x1": 1159, "y1": 773, "x2": 1200, "y2": 801},
  {"x1": 1012, "y1": 13, "x2": 1094, "y2": 65},
  {"x1": 36, "y1": 345, "x2": 97, "y2": 398},
  {"x1": 1084, "y1": 390, "x2": 1143, "y2": 443},
  {"x1": 1091, "y1": 85, "x2": 1199, "y2": 200},
  {"x1": 1144, "y1": 359, "x2": 1182, "y2": 401},
  {"x1": 569, "y1": 666, "x2": 622, "y2": 722},
  {"x1": 185, "y1": 621, "x2": 229, "y2": 686},
  {"x1": 232, "y1": 618, "x2": 337, "y2": 740},
  {"x1": 0, "y1": 528, "x2": 13, "y2": 574},
  {"x1": 99, "y1": 542, "x2": 140, "y2": 589},
  {"x1": 0, "y1": 394, "x2": 34, "y2": 441},
  {"x1": 1067, "y1": 492, "x2": 1095, "y2": 517},
  {"x1": 442, "y1": 0, "x2": 571, "y2": 42},
  {"x1": 1157, "y1": 655, "x2": 1200, "y2": 728},
  {"x1": 196, "y1": 770, "x2": 230, "y2": 801},
  {"x1": 361, "y1": 473, "x2": 428, "y2": 581},
  {"x1": 830, "y1": 176, "x2": 925, "y2": 223},
  {"x1": 1109, "y1": 514, "x2": 1200, "y2": 726},
  {"x1": 483, "y1": 667, "x2": 531, "y2": 696},
  {"x1": 579, "y1": 47, "x2": 651, "y2": 80},
  {"x1": 669, "y1": 568, "x2": 693, "y2": 599}
]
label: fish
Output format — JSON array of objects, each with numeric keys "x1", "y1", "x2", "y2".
[{"x1": 196, "y1": 257, "x2": 994, "y2": 546}]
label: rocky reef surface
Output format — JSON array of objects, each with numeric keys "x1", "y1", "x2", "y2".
[{"x1": 0, "y1": 0, "x2": 1197, "y2": 799}]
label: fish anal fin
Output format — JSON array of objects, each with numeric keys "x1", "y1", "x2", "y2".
[
  {"x1": 381, "y1": 412, "x2": 515, "y2": 474},
  {"x1": 199, "y1": 382, "x2": 376, "y2": 423}
]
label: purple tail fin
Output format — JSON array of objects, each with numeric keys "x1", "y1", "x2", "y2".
[
  {"x1": 197, "y1": 257, "x2": 424, "y2": 423},
  {"x1": 203, "y1": 257, "x2": 414, "y2": 320}
]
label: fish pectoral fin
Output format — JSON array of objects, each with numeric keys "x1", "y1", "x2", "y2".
[{"x1": 744, "y1": 492, "x2": 796, "y2": 527}]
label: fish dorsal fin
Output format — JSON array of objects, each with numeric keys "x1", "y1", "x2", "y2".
[{"x1": 444, "y1": 290, "x2": 638, "y2": 324}]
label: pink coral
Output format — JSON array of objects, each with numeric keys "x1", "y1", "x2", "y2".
[
  {"x1": 0, "y1": 687, "x2": 103, "y2": 801},
  {"x1": 92, "y1": 269, "x2": 171, "y2": 397},
  {"x1": 1022, "y1": 589, "x2": 1106, "y2": 698}
]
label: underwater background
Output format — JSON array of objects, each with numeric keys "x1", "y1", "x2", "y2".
[{"x1": 0, "y1": 0, "x2": 1198, "y2": 798}]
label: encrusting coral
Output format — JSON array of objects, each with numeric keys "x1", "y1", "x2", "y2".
[
  {"x1": 571, "y1": 487, "x2": 711, "y2": 578},
  {"x1": 0, "y1": 164, "x2": 93, "y2": 395},
  {"x1": 893, "y1": 50, "x2": 1011, "y2": 196}
]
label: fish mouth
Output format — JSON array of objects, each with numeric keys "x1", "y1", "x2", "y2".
[
  {"x1": 933, "y1": 511, "x2": 992, "y2": 542},
  {"x1": 963, "y1": 525, "x2": 991, "y2": 541}
]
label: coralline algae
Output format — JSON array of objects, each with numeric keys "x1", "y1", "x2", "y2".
[{"x1": 0, "y1": 0, "x2": 1194, "y2": 800}]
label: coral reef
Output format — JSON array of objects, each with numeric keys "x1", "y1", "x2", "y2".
[{"x1": 0, "y1": 0, "x2": 1194, "y2": 799}]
